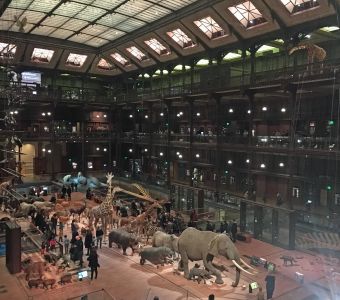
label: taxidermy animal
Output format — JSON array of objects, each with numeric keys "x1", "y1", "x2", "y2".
[
  {"x1": 152, "y1": 231, "x2": 178, "y2": 258},
  {"x1": 189, "y1": 264, "x2": 213, "y2": 284},
  {"x1": 59, "y1": 273, "x2": 72, "y2": 285},
  {"x1": 108, "y1": 228, "x2": 139, "y2": 255},
  {"x1": 177, "y1": 227, "x2": 256, "y2": 286},
  {"x1": 28, "y1": 278, "x2": 43, "y2": 289},
  {"x1": 280, "y1": 255, "x2": 297, "y2": 266},
  {"x1": 139, "y1": 246, "x2": 174, "y2": 266},
  {"x1": 22, "y1": 260, "x2": 46, "y2": 281},
  {"x1": 42, "y1": 278, "x2": 56, "y2": 289}
]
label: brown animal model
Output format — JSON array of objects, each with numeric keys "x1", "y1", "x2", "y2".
[
  {"x1": 28, "y1": 278, "x2": 43, "y2": 289},
  {"x1": 43, "y1": 278, "x2": 56, "y2": 289},
  {"x1": 70, "y1": 204, "x2": 86, "y2": 221},
  {"x1": 61, "y1": 201, "x2": 70, "y2": 208},
  {"x1": 59, "y1": 273, "x2": 72, "y2": 285},
  {"x1": 23, "y1": 261, "x2": 46, "y2": 281}
]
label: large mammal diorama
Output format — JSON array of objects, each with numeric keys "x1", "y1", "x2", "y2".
[
  {"x1": 108, "y1": 228, "x2": 139, "y2": 255},
  {"x1": 177, "y1": 227, "x2": 256, "y2": 286},
  {"x1": 139, "y1": 246, "x2": 174, "y2": 266}
]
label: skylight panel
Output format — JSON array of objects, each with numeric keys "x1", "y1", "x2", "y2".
[
  {"x1": 110, "y1": 52, "x2": 130, "y2": 67},
  {"x1": 66, "y1": 53, "x2": 87, "y2": 68},
  {"x1": 31, "y1": 26, "x2": 56, "y2": 36},
  {"x1": 0, "y1": 42, "x2": 17, "y2": 59},
  {"x1": 92, "y1": 0, "x2": 124, "y2": 10},
  {"x1": 61, "y1": 19, "x2": 88, "y2": 31},
  {"x1": 84, "y1": 37, "x2": 109, "y2": 47},
  {"x1": 97, "y1": 58, "x2": 115, "y2": 71},
  {"x1": 144, "y1": 38, "x2": 170, "y2": 56},
  {"x1": 126, "y1": 46, "x2": 148, "y2": 61},
  {"x1": 194, "y1": 16, "x2": 225, "y2": 39},
  {"x1": 9, "y1": 0, "x2": 30, "y2": 10},
  {"x1": 54, "y1": 2, "x2": 86, "y2": 17},
  {"x1": 68, "y1": 33, "x2": 93, "y2": 44},
  {"x1": 31, "y1": 48, "x2": 54, "y2": 64},
  {"x1": 99, "y1": 29, "x2": 125, "y2": 41},
  {"x1": 228, "y1": 1, "x2": 266, "y2": 28},
  {"x1": 49, "y1": 28, "x2": 74, "y2": 39},
  {"x1": 29, "y1": 0, "x2": 59, "y2": 13},
  {"x1": 280, "y1": 0, "x2": 319, "y2": 14},
  {"x1": 166, "y1": 28, "x2": 196, "y2": 49},
  {"x1": 77, "y1": 6, "x2": 106, "y2": 22}
]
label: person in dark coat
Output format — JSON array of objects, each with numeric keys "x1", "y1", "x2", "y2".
[
  {"x1": 86, "y1": 188, "x2": 92, "y2": 200},
  {"x1": 51, "y1": 214, "x2": 58, "y2": 235},
  {"x1": 96, "y1": 226, "x2": 104, "y2": 249},
  {"x1": 231, "y1": 220, "x2": 238, "y2": 242},
  {"x1": 265, "y1": 272, "x2": 276, "y2": 299},
  {"x1": 87, "y1": 248, "x2": 100, "y2": 280},
  {"x1": 61, "y1": 185, "x2": 66, "y2": 199},
  {"x1": 74, "y1": 235, "x2": 84, "y2": 267},
  {"x1": 84, "y1": 229, "x2": 93, "y2": 255},
  {"x1": 66, "y1": 186, "x2": 72, "y2": 200}
]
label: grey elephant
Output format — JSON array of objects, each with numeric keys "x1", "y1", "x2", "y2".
[
  {"x1": 108, "y1": 229, "x2": 139, "y2": 255},
  {"x1": 139, "y1": 246, "x2": 174, "y2": 266},
  {"x1": 152, "y1": 231, "x2": 178, "y2": 257},
  {"x1": 177, "y1": 227, "x2": 256, "y2": 286}
]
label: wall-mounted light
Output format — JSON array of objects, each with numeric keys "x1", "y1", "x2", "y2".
[
  {"x1": 176, "y1": 152, "x2": 180, "y2": 155},
  {"x1": 279, "y1": 162, "x2": 285, "y2": 167},
  {"x1": 160, "y1": 112, "x2": 164, "y2": 117},
  {"x1": 14, "y1": 110, "x2": 18, "y2": 114},
  {"x1": 96, "y1": 147, "x2": 100, "y2": 151},
  {"x1": 195, "y1": 154, "x2": 200, "y2": 158},
  {"x1": 247, "y1": 110, "x2": 251, "y2": 114},
  {"x1": 260, "y1": 163, "x2": 266, "y2": 168},
  {"x1": 104, "y1": 114, "x2": 107, "y2": 118},
  {"x1": 129, "y1": 114, "x2": 133, "y2": 118},
  {"x1": 96, "y1": 115, "x2": 100, "y2": 118},
  {"x1": 145, "y1": 115, "x2": 149, "y2": 119},
  {"x1": 47, "y1": 149, "x2": 52, "y2": 153},
  {"x1": 281, "y1": 107, "x2": 286, "y2": 113},
  {"x1": 144, "y1": 148, "x2": 148, "y2": 152},
  {"x1": 41, "y1": 113, "x2": 46, "y2": 116},
  {"x1": 103, "y1": 148, "x2": 107, "y2": 152},
  {"x1": 246, "y1": 159, "x2": 250, "y2": 163},
  {"x1": 196, "y1": 112, "x2": 200, "y2": 117},
  {"x1": 42, "y1": 148, "x2": 46, "y2": 152},
  {"x1": 47, "y1": 112, "x2": 51, "y2": 116},
  {"x1": 160, "y1": 152, "x2": 164, "y2": 156},
  {"x1": 179, "y1": 154, "x2": 183, "y2": 159},
  {"x1": 229, "y1": 108, "x2": 234, "y2": 113},
  {"x1": 227, "y1": 160, "x2": 233, "y2": 165},
  {"x1": 262, "y1": 106, "x2": 267, "y2": 111},
  {"x1": 129, "y1": 148, "x2": 133, "y2": 153}
]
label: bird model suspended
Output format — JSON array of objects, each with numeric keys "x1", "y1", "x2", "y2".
[{"x1": 14, "y1": 15, "x2": 27, "y2": 33}]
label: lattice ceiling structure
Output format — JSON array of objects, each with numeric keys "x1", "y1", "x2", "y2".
[{"x1": 0, "y1": 0, "x2": 337, "y2": 76}]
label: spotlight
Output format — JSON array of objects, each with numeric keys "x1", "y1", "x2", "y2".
[
  {"x1": 228, "y1": 160, "x2": 232, "y2": 165},
  {"x1": 160, "y1": 152, "x2": 164, "y2": 156},
  {"x1": 103, "y1": 148, "x2": 107, "y2": 152},
  {"x1": 260, "y1": 163, "x2": 266, "y2": 168},
  {"x1": 195, "y1": 154, "x2": 200, "y2": 158},
  {"x1": 144, "y1": 148, "x2": 148, "y2": 152},
  {"x1": 14, "y1": 110, "x2": 18, "y2": 114},
  {"x1": 176, "y1": 152, "x2": 180, "y2": 155},
  {"x1": 246, "y1": 159, "x2": 250, "y2": 163},
  {"x1": 42, "y1": 113, "x2": 46, "y2": 116},
  {"x1": 10, "y1": 111, "x2": 14, "y2": 115},
  {"x1": 247, "y1": 110, "x2": 251, "y2": 114},
  {"x1": 42, "y1": 148, "x2": 46, "y2": 152},
  {"x1": 179, "y1": 154, "x2": 183, "y2": 159},
  {"x1": 129, "y1": 148, "x2": 133, "y2": 153},
  {"x1": 96, "y1": 115, "x2": 100, "y2": 118},
  {"x1": 96, "y1": 147, "x2": 100, "y2": 151},
  {"x1": 229, "y1": 108, "x2": 234, "y2": 113},
  {"x1": 47, "y1": 149, "x2": 51, "y2": 153},
  {"x1": 129, "y1": 114, "x2": 133, "y2": 118},
  {"x1": 145, "y1": 115, "x2": 148, "y2": 119},
  {"x1": 160, "y1": 112, "x2": 164, "y2": 116},
  {"x1": 281, "y1": 107, "x2": 286, "y2": 113},
  {"x1": 179, "y1": 112, "x2": 183, "y2": 115},
  {"x1": 262, "y1": 106, "x2": 267, "y2": 111},
  {"x1": 196, "y1": 112, "x2": 200, "y2": 117},
  {"x1": 47, "y1": 112, "x2": 51, "y2": 116},
  {"x1": 104, "y1": 114, "x2": 107, "y2": 118},
  {"x1": 279, "y1": 162, "x2": 285, "y2": 167}
]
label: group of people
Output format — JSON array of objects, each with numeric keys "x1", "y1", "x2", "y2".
[{"x1": 61, "y1": 185, "x2": 72, "y2": 200}]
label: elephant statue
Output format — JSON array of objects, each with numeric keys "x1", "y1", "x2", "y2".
[
  {"x1": 152, "y1": 231, "x2": 178, "y2": 258},
  {"x1": 177, "y1": 227, "x2": 256, "y2": 286},
  {"x1": 139, "y1": 246, "x2": 174, "y2": 266},
  {"x1": 108, "y1": 229, "x2": 139, "y2": 255}
]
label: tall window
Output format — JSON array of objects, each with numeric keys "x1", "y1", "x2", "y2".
[
  {"x1": 66, "y1": 53, "x2": 87, "y2": 67},
  {"x1": 31, "y1": 48, "x2": 54, "y2": 63}
]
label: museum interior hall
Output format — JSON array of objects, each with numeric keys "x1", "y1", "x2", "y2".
[{"x1": 0, "y1": 0, "x2": 340, "y2": 299}]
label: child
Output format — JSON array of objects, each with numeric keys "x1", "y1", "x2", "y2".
[{"x1": 49, "y1": 237, "x2": 57, "y2": 250}]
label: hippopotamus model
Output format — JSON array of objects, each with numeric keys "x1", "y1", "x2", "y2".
[
  {"x1": 152, "y1": 231, "x2": 179, "y2": 258},
  {"x1": 139, "y1": 246, "x2": 174, "y2": 266},
  {"x1": 108, "y1": 229, "x2": 139, "y2": 255}
]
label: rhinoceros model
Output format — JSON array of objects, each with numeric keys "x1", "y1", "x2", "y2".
[
  {"x1": 139, "y1": 246, "x2": 174, "y2": 266},
  {"x1": 108, "y1": 229, "x2": 139, "y2": 255}
]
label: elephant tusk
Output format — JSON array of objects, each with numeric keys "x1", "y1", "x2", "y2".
[
  {"x1": 232, "y1": 260, "x2": 254, "y2": 276},
  {"x1": 240, "y1": 258, "x2": 258, "y2": 272}
]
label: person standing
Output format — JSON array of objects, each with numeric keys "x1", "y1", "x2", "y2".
[
  {"x1": 257, "y1": 286, "x2": 265, "y2": 300},
  {"x1": 66, "y1": 185, "x2": 72, "y2": 201},
  {"x1": 58, "y1": 220, "x2": 64, "y2": 242},
  {"x1": 96, "y1": 226, "x2": 104, "y2": 249},
  {"x1": 265, "y1": 271, "x2": 276, "y2": 300},
  {"x1": 64, "y1": 235, "x2": 70, "y2": 254},
  {"x1": 61, "y1": 185, "x2": 66, "y2": 199},
  {"x1": 75, "y1": 235, "x2": 84, "y2": 267},
  {"x1": 85, "y1": 229, "x2": 93, "y2": 255},
  {"x1": 51, "y1": 214, "x2": 58, "y2": 235},
  {"x1": 231, "y1": 219, "x2": 238, "y2": 242},
  {"x1": 87, "y1": 248, "x2": 100, "y2": 280}
]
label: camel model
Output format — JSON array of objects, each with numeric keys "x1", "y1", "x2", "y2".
[
  {"x1": 88, "y1": 173, "x2": 115, "y2": 235},
  {"x1": 289, "y1": 42, "x2": 326, "y2": 72}
]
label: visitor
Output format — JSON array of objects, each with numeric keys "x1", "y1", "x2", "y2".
[
  {"x1": 231, "y1": 219, "x2": 238, "y2": 242},
  {"x1": 67, "y1": 185, "x2": 72, "y2": 200},
  {"x1": 220, "y1": 220, "x2": 228, "y2": 233},
  {"x1": 70, "y1": 182, "x2": 75, "y2": 192},
  {"x1": 153, "y1": 297, "x2": 159, "y2": 300},
  {"x1": 265, "y1": 271, "x2": 276, "y2": 300},
  {"x1": 85, "y1": 229, "x2": 93, "y2": 255},
  {"x1": 206, "y1": 221, "x2": 213, "y2": 231},
  {"x1": 64, "y1": 235, "x2": 70, "y2": 254},
  {"x1": 208, "y1": 295, "x2": 215, "y2": 300},
  {"x1": 71, "y1": 220, "x2": 78, "y2": 235},
  {"x1": 50, "y1": 193, "x2": 56, "y2": 204},
  {"x1": 96, "y1": 226, "x2": 104, "y2": 249},
  {"x1": 74, "y1": 182, "x2": 78, "y2": 192},
  {"x1": 276, "y1": 192, "x2": 283, "y2": 206},
  {"x1": 75, "y1": 235, "x2": 84, "y2": 267},
  {"x1": 58, "y1": 220, "x2": 64, "y2": 242},
  {"x1": 51, "y1": 214, "x2": 58, "y2": 235},
  {"x1": 257, "y1": 286, "x2": 265, "y2": 300},
  {"x1": 86, "y1": 188, "x2": 92, "y2": 200},
  {"x1": 49, "y1": 236, "x2": 57, "y2": 250},
  {"x1": 40, "y1": 242, "x2": 46, "y2": 255},
  {"x1": 61, "y1": 185, "x2": 66, "y2": 199},
  {"x1": 87, "y1": 248, "x2": 100, "y2": 280}
]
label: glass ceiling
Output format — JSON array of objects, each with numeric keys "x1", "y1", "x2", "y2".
[
  {"x1": 126, "y1": 46, "x2": 148, "y2": 61},
  {"x1": 167, "y1": 28, "x2": 196, "y2": 49},
  {"x1": 144, "y1": 38, "x2": 170, "y2": 56},
  {"x1": 194, "y1": 16, "x2": 225, "y2": 40},
  {"x1": 31, "y1": 48, "x2": 54, "y2": 63},
  {"x1": 0, "y1": 0, "x2": 201, "y2": 47},
  {"x1": 280, "y1": 0, "x2": 320, "y2": 14},
  {"x1": 228, "y1": 1, "x2": 267, "y2": 29}
]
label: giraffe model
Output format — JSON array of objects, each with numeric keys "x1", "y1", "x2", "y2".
[
  {"x1": 289, "y1": 42, "x2": 326, "y2": 72},
  {"x1": 88, "y1": 172, "x2": 115, "y2": 235}
]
